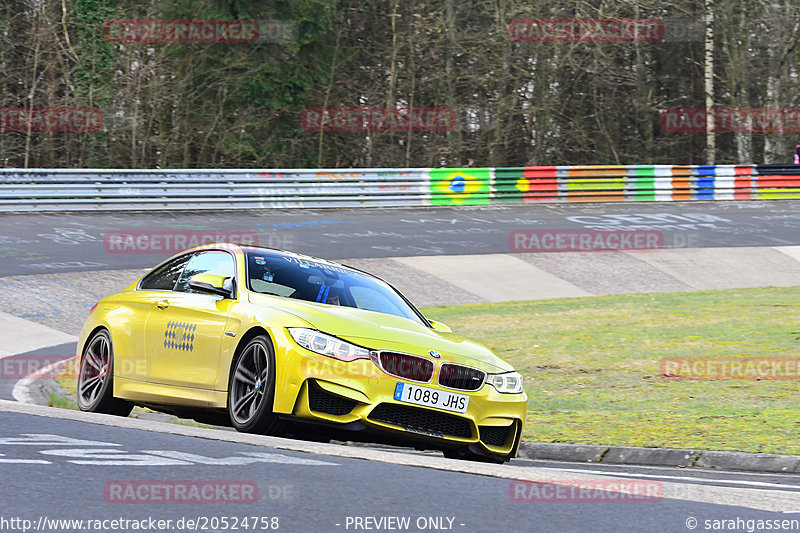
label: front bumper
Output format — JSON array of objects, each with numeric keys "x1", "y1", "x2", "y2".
[{"x1": 281, "y1": 346, "x2": 527, "y2": 458}]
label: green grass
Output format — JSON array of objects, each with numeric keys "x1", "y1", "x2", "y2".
[
  {"x1": 52, "y1": 286, "x2": 800, "y2": 454},
  {"x1": 421, "y1": 287, "x2": 800, "y2": 454},
  {"x1": 48, "y1": 392, "x2": 79, "y2": 410}
]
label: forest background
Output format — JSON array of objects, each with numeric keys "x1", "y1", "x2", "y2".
[{"x1": 2, "y1": 0, "x2": 799, "y2": 169}]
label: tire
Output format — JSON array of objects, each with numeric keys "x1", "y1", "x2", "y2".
[
  {"x1": 76, "y1": 329, "x2": 133, "y2": 416},
  {"x1": 227, "y1": 335, "x2": 285, "y2": 435}
]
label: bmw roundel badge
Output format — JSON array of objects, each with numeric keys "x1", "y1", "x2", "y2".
[{"x1": 429, "y1": 350, "x2": 441, "y2": 359}]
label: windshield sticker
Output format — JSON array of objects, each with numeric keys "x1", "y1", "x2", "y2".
[{"x1": 280, "y1": 255, "x2": 364, "y2": 277}]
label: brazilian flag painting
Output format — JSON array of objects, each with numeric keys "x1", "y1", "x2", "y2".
[{"x1": 428, "y1": 168, "x2": 491, "y2": 205}]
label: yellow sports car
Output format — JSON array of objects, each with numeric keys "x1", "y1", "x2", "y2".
[{"x1": 76, "y1": 244, "x2": 527, "y2": 462}]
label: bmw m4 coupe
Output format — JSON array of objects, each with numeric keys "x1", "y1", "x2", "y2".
[{"x1": 77, "y1": 244, "x2": 528, "y2": 462}]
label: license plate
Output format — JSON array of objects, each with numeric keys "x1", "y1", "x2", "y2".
[{"x1": 393, "y1": 382, "x2": 469, "y2": 413}]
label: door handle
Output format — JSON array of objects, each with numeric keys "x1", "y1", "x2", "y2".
[{"x1": 156, "y1": 300, "x2": 169, "y2": 309}]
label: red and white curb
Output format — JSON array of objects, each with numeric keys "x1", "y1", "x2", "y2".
[{"x1": 0, "y1": 310, "x2": 77, "y2": 404}]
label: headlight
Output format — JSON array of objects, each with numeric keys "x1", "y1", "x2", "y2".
[
  {"x1": 487, "y1": 371, "x2": 524, "y2": 394},
  {"x1": 288, "y1": 328, "x2": 371, "y2": 362}
]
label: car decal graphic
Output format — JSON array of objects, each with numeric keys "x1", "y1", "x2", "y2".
[
  {"x1": 164, "y1": 320, "x2": 196, "y2": 351},
  {"x1": 315, "y1": 282, "x2": 330, "y2": 303}
]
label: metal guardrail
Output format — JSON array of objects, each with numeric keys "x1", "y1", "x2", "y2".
[{"x1": 1, "y1": 165, "x2": 799, "y2": 212}]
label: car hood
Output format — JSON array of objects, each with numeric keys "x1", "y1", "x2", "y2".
[{"x1": 248, "y1": 292, "x2": 513, "y2": 373}]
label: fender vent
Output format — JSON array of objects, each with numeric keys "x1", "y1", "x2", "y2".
[
  {"x1": 308, "y1": 384, "x2": 359, "y2": 416},
  {"x1": 479, "y1": 424, "x2": 513, "y2": 447}
]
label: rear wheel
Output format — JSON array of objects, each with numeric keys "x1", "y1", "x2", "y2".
[
  {"x1": 76, "y1": 330, "x2": 133, "y2": 416},
  {"x1": 228, "y1": 335, "x2": 285, "y2": 435}
]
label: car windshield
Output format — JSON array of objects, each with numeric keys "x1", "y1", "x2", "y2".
[{"x1": 244, "y1": 249, "x2": 423, "y2": 324}]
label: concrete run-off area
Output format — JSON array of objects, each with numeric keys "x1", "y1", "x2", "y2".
[{"x1": 0, "y1": 245, "x2": 798, "y2": 336}]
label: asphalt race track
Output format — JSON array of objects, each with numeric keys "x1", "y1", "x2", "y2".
[
  {"x1": 3, "y1": 404, "x2": 800, "y2": 533},
  {"x1": 2, "y1": 200, "x2": 800, "y2": 275},
  {"x1": 2, "y1": 201, "x2": 800, "y2": 532}
]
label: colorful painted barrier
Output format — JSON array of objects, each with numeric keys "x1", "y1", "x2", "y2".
[
  {"x1": 0, "y1": 164, "x2": 798, "y2": 211},
  {"x1": 448, "y1": 165, "x2": 800, "y2": 204},
  {"x1": 492, "y1": 165, "x2": 777, "y2": 204}
]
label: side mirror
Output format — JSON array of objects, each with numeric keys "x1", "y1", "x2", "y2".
[
  {"x1": 428, "y1": 319, "x2": 452, "y2": 333},
  {"x1": 188, "y1": 274, "x2": 234, "y2": 298}
]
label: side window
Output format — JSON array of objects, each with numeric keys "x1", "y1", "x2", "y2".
[
  {"x1": 139, "y1": 254, "x2": 192, "y2": 291},
  {"x1": 174, "y1": 251, "x2": 236, "y2": 294}
]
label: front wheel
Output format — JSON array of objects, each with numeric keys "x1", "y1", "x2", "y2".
[
  {"x1": 76, "y1": 330, "x2": 133, "y2": 416},
  {"x1": 227, "y1": 335, "x2": 285, "y2": 435}
]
